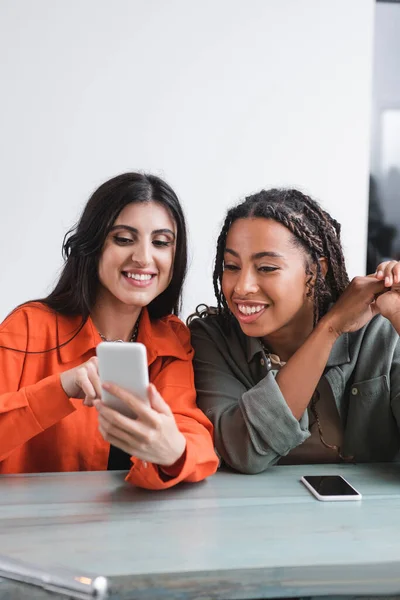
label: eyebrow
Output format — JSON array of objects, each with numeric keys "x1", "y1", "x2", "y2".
[
  {"x1": 110, "y1": 225, "x2": 176, "y2": 239},
  {"x1": 224, "y1": 248, "x2": 284, "y2": 259}
]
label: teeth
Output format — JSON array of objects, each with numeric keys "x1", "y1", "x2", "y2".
[
  {"x1": 238, "y1": 304, "x2": 265, "y2": 315},
  {"x1": 126, "y1": 273, "x2": 152, "y2": 281}
]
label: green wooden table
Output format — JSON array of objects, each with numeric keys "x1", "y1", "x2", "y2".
[{"x1": 1, "y1": 463, "x2": 400, "y2": 599}]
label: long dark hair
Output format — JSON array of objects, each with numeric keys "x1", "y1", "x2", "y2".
[
  {"x1": 213, "y1": 188, "x2": 349, "y2": 325},
  {"x1": 1, "y1": 172, "x2": 188, "y2": 354},
  {"x1": 43, "y1": 172, "x2": 187, "y2": 321}
]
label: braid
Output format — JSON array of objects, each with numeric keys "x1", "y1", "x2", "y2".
[
  {"x1": 212, "y1": 187, "x2": 350, "y2": 326},
  {"x1": 299, "y1": 193, "x2": 350, "y2": 306},
  {"x1": 213, "y1": 217, "x2": 231, "y2": 314}
]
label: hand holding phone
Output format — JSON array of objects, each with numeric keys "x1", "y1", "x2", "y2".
[
  {"x1": 96, "y1": 342, "x2": 149, "y2": 419},
  {"x1": 301, "y1": 475, "x2": 362, "y2": 501},
  {"x1": 95, "y1": 355, "x2": 187, "y2": 467}
]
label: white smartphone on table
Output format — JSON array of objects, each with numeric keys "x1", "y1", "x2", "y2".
[
  {"x1": 96, "y1": 342, "x2": 149, "y2": 419},
  {"x1": 301, "y1": 475, "x2": 362, "y2": 502}
]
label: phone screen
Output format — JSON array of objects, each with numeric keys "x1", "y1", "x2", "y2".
[{"x1": 303, "y1": 475, "x2": 359, "y2": 496}]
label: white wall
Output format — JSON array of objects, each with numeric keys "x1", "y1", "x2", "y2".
[{"x1": 0, "y1": 0, "x2": 374, "y2": 321}]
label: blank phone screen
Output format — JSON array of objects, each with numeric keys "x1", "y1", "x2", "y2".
[{"x1": 303, "y1": 475, "x2": 359, "y2": 496}]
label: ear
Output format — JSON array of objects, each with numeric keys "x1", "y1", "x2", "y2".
[{"x1": 319, "y1": 257, "x2": 328, "y2": 278}]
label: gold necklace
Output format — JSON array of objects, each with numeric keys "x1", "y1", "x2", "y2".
[{"x1": 98, "y1": 315, "x2": 140, "y2": 343}]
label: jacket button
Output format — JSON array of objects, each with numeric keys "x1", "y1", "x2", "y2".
[
  {"x1": 260, "y1": 358, "x2": 265, "y2": 366},
  {"x1": 351, "y1": 387, "x2": 358, "y2": 395}
]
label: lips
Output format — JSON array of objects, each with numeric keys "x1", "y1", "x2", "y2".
[
  {"x1": 237, "y1": 303, "x2": 265, "y2": 316},
  {"x1": 122, "y1": 271, "x2": 156, "y2": 288},
  {"x1": 122, "y1": 271, "x2": 154, "y2": 281},
  {"x1": 232, "y1": 301, "x2": 269, "y2": 324}
]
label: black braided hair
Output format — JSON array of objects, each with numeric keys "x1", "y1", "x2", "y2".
[{"x1": 213, "y1": 188, "x2": 350, "y2": 326}]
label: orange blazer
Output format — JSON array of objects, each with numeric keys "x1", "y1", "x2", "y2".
[{"x1": 0, "y1": 303, "x2": 218, "y2": 489}]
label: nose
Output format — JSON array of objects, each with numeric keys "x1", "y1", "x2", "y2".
[
  {"x1": 234, "y1": 267, "x2": 259, "y2": 296},
  {"x1": 132, "y1": 239, "x2": 152, "y2": 266}
]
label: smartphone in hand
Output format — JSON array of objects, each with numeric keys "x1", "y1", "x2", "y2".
[{"x1": 96, "y1": 342, "x2": 149, "y2": 418}]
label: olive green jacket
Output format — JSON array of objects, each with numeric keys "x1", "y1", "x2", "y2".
[{"x1": 190, "y1": 313, "x2": 400, "y2": 474}]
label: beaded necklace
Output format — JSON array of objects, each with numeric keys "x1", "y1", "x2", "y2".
[{"x1": 98, "y1": 314, "x2": 140, "y2": 343}]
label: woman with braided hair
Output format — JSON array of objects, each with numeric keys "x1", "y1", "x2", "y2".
[{"x1": 189, "y1": 188, "x2": 400, "y2": 473}]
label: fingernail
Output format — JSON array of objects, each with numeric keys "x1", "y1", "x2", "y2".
[
  {"x1": 377, "y1": 270, "x2": 383, "y2": 278},
  {"x1": 102, "y1": 382, "x2": 111, "y2": 390},
  {"x1": 385, "y1": 276, "x2": 391, "y2": 286}
]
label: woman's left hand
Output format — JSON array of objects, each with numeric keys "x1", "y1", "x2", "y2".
[
  {"x1": 375, "y1": 260, "x2": 400, "y2": 287},
  {"x1": 94, "y1": 383, "x2": 187, "y2": 468},
  {"x1": 374, "y1": 260, "x2": 400, "y2": 322}
]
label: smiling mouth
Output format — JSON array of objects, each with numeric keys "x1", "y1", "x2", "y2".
[
  {"x1": 121, "y1": 271, "x2": 157, "y2": 287},
  {"x1": 237, "y1": 304, "x2": 267, "y2": 315},
  {"x1": 233, "y1": 302, "x2": 269, "y2": 323},
  {"x1": 122, "y1": 271, "x2": 156, "y2": 281}
]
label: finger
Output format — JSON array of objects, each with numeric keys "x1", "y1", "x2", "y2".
[
  {"x1": 96, "y1": 401, "x2": 150, "y2": 442},
  {"x1": 98, "y1": 423, "x2": 134, "y2": 457},
  {"x1": 86, "y1": 356, "x2": 99, "y2": 368},
  {"x1": 352, "y1": 276, "x2": 386, "y2": 300},
  {"x1": 77, "y1": 369, "x2": 97, "y2": 400},
  {"x1": 393, "y1": 262, "x2": 400, "y2": 285},
  {"x1": 99, "y1": 426, "x2": 157, "y2": 464},
  {"x1": 83, "y1": 396, "x2": 95, "y2": 407},
  {"x1": 383, "y1": 261, "x2": 398, "y2": 287},
  {"x1": 86, "y1": 361, "x2": 102, "y2": 399},
  {"x1": 102, "y1": 382, "x2": 155, "y2": 425},
  {"x1": 98, "y1": 413, "x2": 151, "y2": 456},
  {"x1": 375, "y1": 261, "x2": 390, "y2": 279},
  {"x1": 148, "y1": 384, "x2": 172, "y2": 416}
]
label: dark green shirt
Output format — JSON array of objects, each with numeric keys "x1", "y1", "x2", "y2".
[{"x1": 190, "y1": 312, "x2": 400, "y2": 474}]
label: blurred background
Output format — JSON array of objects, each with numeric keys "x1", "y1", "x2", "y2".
[{"x1": 368, "y1": 0, "x2": 400, "y2": 273}]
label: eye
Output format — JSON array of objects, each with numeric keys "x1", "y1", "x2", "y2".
[
  {"x1": 153, "y1": 239, "x2": 172, "y2": 248},
  {"x1": 258, "y1": 266, "x2": 279, "y2": 273},
  {"x1": 223, "y1": 264, "x2": 240, "y2": 271},
  {"x1": 113, "y1": 235, "x2": 133, "y2": 245}
]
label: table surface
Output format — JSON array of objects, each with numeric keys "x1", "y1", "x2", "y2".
[{"x1": 1, "y1": 463, "x2": 400, "y2": 599}]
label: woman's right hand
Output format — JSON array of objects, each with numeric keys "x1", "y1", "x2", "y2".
[
  {"x1": 322, "y1": 275, "x2": 386, "y2": 336},
  {"x1": 59, "y1": 357, "x2": 102, "y2": 406}
]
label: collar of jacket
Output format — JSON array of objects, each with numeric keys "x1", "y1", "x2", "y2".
[{"x1": 56, "y1": 307, "x2": 189, "y2": 365}]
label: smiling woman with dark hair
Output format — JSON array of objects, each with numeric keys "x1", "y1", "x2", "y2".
[
  {"x1": 190, "y1": 188, "x2": 400, "y2": 474},
  {"x1": 0, "y1": 172, "x2": 218, "y2": 488}
]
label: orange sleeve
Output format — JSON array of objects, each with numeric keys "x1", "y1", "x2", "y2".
[
  {"x1": 0, "y1": 309, "x2": 75, "y2": 462},
  {"x1": 125, "y1": 324, "x2": 219, "y2": 490}
]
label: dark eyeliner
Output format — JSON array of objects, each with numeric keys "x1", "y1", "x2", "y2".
[
  {"x1": 113, "y1": 235, "x2": 133, "y2": 244},
  {"x1": 153, "y1": 240, "x2": 172, "y2": 247},
  {"x1": 258, "y1": 266, "x2": 278, "y2": 272}
]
